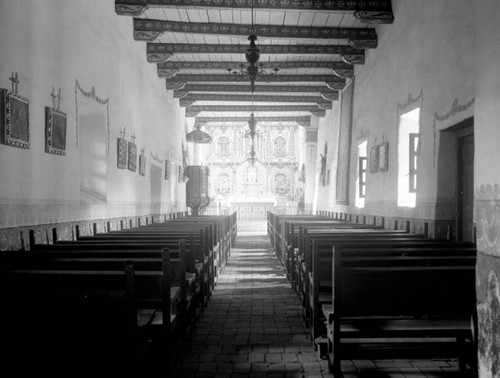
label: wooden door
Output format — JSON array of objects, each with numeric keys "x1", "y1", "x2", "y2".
[{"x1": 457, "y1": 133, "x2": 474, "y2": 242}]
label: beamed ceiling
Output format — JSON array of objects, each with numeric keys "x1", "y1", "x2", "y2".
[{"x1": 115, "y1": 0, "x2": 394, "y2": 129}]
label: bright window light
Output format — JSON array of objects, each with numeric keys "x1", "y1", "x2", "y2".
[
  {"x1": 397, "y1": 108, "x2": 420, "y2": 207},
  {"x1": 355, "y1": 141, "x2": 367, "y2": 208}
]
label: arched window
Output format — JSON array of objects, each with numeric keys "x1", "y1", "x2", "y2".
[
  {"x1": 218, "y1": 136, "x2": 230, "y2": 156},
  {"x1": 274, "y1": 136, "x2": 287, "y2": 157}
]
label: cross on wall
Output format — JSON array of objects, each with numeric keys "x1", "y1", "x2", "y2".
[
  {"x1": 50, "y1": 87, "x2": 63, "y2": 110},
  {"x1": 9, "y1": 72, "x2": 19, "y2": 93}
]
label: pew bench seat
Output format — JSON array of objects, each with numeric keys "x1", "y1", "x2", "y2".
[{"x1": 324, "y1": 316, "x2": 472, "y2": 368}]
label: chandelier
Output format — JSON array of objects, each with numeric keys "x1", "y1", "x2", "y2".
[
  {"x1": 243, "y1": 108, "x2": 261, "y2": 166},
  {"x1": 247, "y1": 112, "x2": 257, "y2": 140},
  {"x1": 226, "y1": 0, "x2": 278, "y2": 93}
]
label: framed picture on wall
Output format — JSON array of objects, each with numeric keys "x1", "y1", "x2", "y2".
[
  {"x1": 378, "y1": 142, "x2": 389, "y2": 172},
  {"x1": 139, "y1": 152, "x2": 146, "y2": 176},
  {"x1": 178, "y1": 165, "x2": 184, "y2": 183},
  {"x1": 164, "y1": 159, "x2": 170, "y2": 180},
  {"x1": 45, "y1": 107, "x2": 67, "y2": 155},
  {"x1": 127, "y1": 141, "x2": 137, "y2": 172},
  {"x1": 369, "y1": 144, "x2": 379, "y2": 173},
  {"x1": 1, "y1": 89, "x2": 30, "y2": 149},
  {"x1": 117, "y1": 138, "x2": 127, "y2": 169}
]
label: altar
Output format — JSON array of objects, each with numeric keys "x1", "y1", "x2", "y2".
[{"x1": 230, "y1": 197, "x2": 276, "y2": 220}]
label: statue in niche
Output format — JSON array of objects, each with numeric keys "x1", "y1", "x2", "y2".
[
  {"x1": 274, "y1": 173, "x2": 288, "y2": 195},
  {"x1": 298, "y1": 164, "x2": 306, "y2": 183},
  {"x1": 319, "y1": 143, "x2": 328, "y2": 186},
  {"x1": 274, "y1": 136, "x2": 287, "y2": 157},
  {"x1": 215, "y1": 173, "x2": 231, "y2": 195}
]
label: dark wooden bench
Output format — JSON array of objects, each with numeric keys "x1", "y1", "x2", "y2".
[
  {"x1": 0, "y1": 246, "x2": 184, "y2": 374},
  {"x1": 305, "y1": 235, "x2": 475, "y2": 334},
  {"x1": 324, "y1": 245, "x2": 477, "y2": 376},
  {"x1": 266, "y1": 213, "x2": 331, "y2": 264}
]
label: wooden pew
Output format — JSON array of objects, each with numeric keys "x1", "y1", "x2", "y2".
[
  {"x1": 28, "y1": 239, "x2": 205, "y2": 325},
  {"x1": 0, "y1": 246, "x2": 183, "y2": 374},
  {"x1": 273, "y1": 215, "x2": 336, "y2": 266},
  {"x1": 307, "y1": 236, "x2": 475, "y2": 338},
  {"x1": 325, "y1": 245, "x2": 477, "y2": 376},
  {"x1": 71, "y1": 233, "x2": 209, "y2": 299},
  {"x1": 283, "y1": 221, "x2": 386, "y2": 286},
  {"x1": 299, "y1": 229, "x2": 421, "y2": 322}
]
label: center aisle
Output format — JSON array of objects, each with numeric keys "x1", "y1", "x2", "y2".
[{"x1": 174, "y1": 220, "x2": 328, "y2": 377}]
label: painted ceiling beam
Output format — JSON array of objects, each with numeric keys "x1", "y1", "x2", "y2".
[
  {"x1": 173, "y1": 84, "x2": 338, "y2": 100},
  {"x1": 183, "y1": 93, "x2": 334, "y2": 103},
  {"x1": 185, "y1": 105, "x2": 326, "y2": 117},
  {"x1": 147, "y1": 43, "x2": 365, "y2": 65},
  {"x1": 158, "y1": 61, "x2": 354, "y2": 78},
  {"x1": 179, "y1": 93, "x2": 333, "y2": 109},
  {"x1": 116, "y1": 0, "x2": 394, "y2": 24},
  {"x1": 194, "y1": 115, "x2": 311, "y2": 127},
  {"x1": 165, "y1": 73, "x2": 344, "y2": 84},
  {"x1": 134, "y1": 19, "x2": 377, "y2": 48}
]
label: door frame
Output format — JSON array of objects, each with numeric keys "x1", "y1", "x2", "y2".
[{"x1": 453, "y1": 118, "x2": 474, "y2": 242}]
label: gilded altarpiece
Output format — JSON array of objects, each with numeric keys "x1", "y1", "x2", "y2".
[{"x1": 204, "y1": 123, "x2": 299, "y2": 219}]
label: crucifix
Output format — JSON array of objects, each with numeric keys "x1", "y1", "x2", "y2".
[
  {"x1": 50, "y1": 87, "x2": 57, "y2": 109},
  {"x1": 10, "y1": 72, "x2": 20, "y2": 94},
  {"x1": 56, "y1": 88, "x2": 62, "y2": 110},
  {"x1": 131, "y1": 133, "x2": 136, "y2": 144}
]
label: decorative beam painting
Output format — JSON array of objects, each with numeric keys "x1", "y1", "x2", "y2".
[
  {"x1": 164, "y1": 75, "x2": 346, "y2": 93},
  {"x1": 194, "y1": 115, "x2": 311, "y2": 127},
  {"x1": 134, "y1": 19, "x2": 377, "y2": 48},
  {"x1": 147, "y1": 43, "x2": 365, "y2": 64},
  {"x1": 116, "y1": 0, "x2": 394, "y2": 24},
  {"x1": 173, "y1": 84, "x2": 338, "y2": 98},
  {"x1": 159, "y1": 61, "x2": 353, "y2": 72},
  {"x1": 180, "y1": 93, "x2": 334, "y2": 105},
  {"x1": 185, "y1": 105, "x2": 325, "y2": 117}
]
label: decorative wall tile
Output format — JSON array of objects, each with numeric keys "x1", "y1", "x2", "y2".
[
  {"x1": 476, "y1": 184, "x2": 500, "y2": 257},
  {"x1": 476, "y1": 253, "x2": 500, "y2": 377}
]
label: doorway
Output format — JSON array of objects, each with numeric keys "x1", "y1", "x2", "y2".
[{"x1": 457, "y1": 130, "x2": 474, "y2": 242}]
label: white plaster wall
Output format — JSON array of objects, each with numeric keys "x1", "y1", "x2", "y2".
[
  {"x1": 315, "y1": 0, "x2": 475, "y2": 220},
  {"x1": 473, "y1": 2, "x2": 500, "y2": 375},
  {"x1": 315, "y1": 100, "x2": 341, "y2": 210},
  {"x1": 0, "y1": 0, "x2": 186, "y2": 228}
]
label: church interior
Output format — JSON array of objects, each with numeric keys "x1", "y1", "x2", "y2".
[{"x1": 0, "y1": 1, "x2": 499, "y2": 377}]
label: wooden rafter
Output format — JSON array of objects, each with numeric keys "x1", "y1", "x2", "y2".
[
  {"x1": 194, "y1": 115, "x2": 311, "y2": 127},
  {"x1": 116, "y1": 0, "x2": 394, "y2": 24},
  {"x1": 185, "y1": 104, "x2": 326, "y2": 117},
  {"x1": 164, "y1": 73, "x2": 344, "y2": 83},
  {"x1": 158, "y1": 60, "x2": 353, "y2": 71},
  {"x1": 158, "y1": 61, "x2": 355, "y2": 79},
  {"x1": 179, "y1": 93, "x2": 334, "y2": 109},
  {"x1": 133, "y1": 19, "x2": 377, "y2": 48},
  {"x1": 173, "y1": 84, "x2": 338, "y2": 99},
  {"x1": 182, "y1": 93, "x2": 334, "y2": 103},
  {"x1": 147, "y1": 43, "x2": 365, "y2": 64}
]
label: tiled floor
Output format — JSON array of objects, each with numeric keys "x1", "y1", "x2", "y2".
[{"x1": 173, "y1": 220, "x2": 475, "y2": 378}]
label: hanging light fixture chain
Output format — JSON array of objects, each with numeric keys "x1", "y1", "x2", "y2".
[{"x1": 250, "y1": 0, "x2": 254, "y2": 34}]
